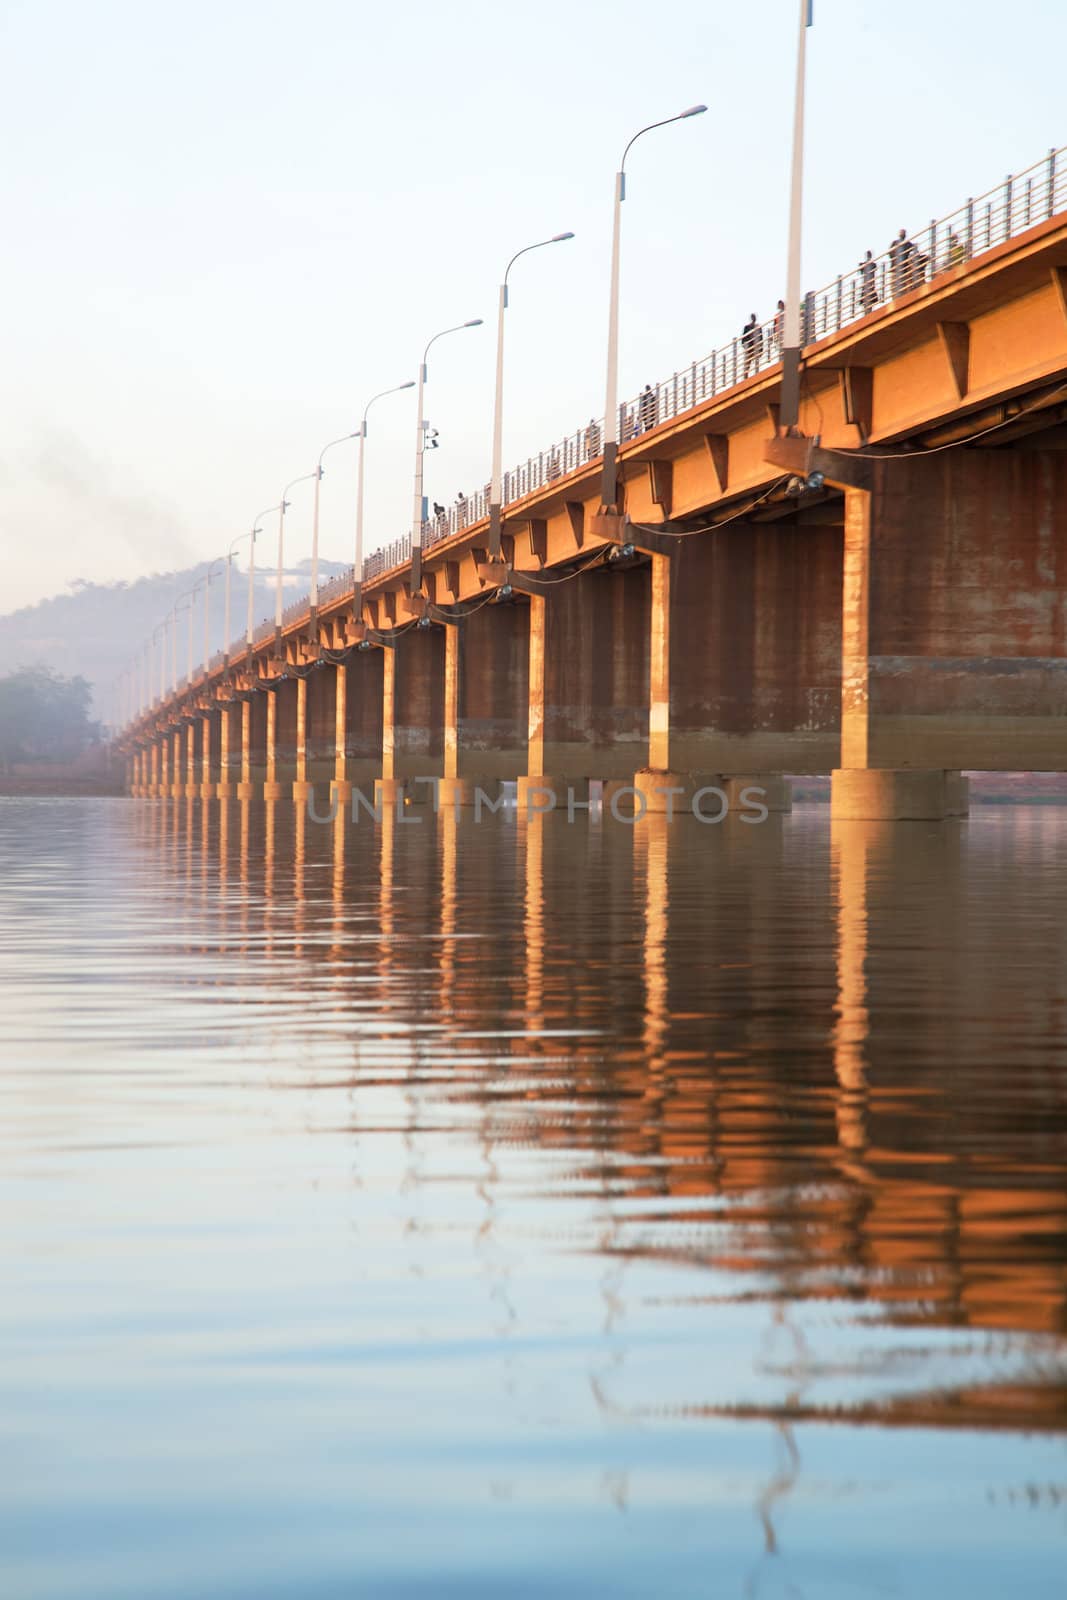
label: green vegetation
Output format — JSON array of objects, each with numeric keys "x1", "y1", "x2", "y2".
[{"x1": 0, "y1": 666, "x2": 101, "y2": 769}]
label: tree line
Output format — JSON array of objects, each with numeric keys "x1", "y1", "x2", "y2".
[{"x1": 0, "y1": 667, "x2": 102, "y2": 770}]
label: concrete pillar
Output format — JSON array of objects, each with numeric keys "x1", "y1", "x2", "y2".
[
  {"x1": 831, "y1": 478, "x2": 966, "y2": 820},
  {"x1": 375, "y1": 646, "x2": 402, "y2": 807},
  {"x1": 840, "y1": 485, "x2": 871, "y2": 771},
  {"x1": 440, "y1": 600, "x2": 529, "y2": 808},
  {"x1": 263, "y1": 689, "x2": 282, "y2": 800},
  {"x1": 330, "y1": 662, "x2": 351, "y2": 803},
  {"x1": 170, "y1": 729, "x2": 182, "y2": 797},
  {"x1": 183, "y1": 722, "x2": 197, "y2": 797},
  {"x1": 217, "y1": 705, "x2": 234, "y2": 798},
  {"x1": 200, "y1": 713, "x2": 215, "y2": 799},
  {"x1": 648, "y1": 554, "x2": 670, "y2": 773},
  {"x1": 374, "y1": 629, "x2": 446, "y2": 808},
  {"x1": 518, "y1": 561, "x2": 650, "y2": 814},
  {"x1": 237, "y1": 699, "x2": 254, "y2": 800},
  {"x1": 159, "y1": 736, "x2": 168, "y2": 797},
  {"x1": 292, "y1": 675, "x2": 311, "y2": 802},
  {"x1": 527, "y1": 594, "x2": 546, "y2": 779},
  {"x1": 330, "y1": 652, "x2": 384, "y2": 804},
  {"x1": 632, "y1": 549, "x2": 736, "y2": 814},
  {"x1": 442, "y1": 624, "x2": 459, "y2": 783}
]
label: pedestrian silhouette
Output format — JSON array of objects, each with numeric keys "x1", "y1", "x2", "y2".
[
  {"x1": 742, "y1": 313, "x2": 761, "y2": 377},
  {"x1": 772, "y1": 300, "x2": 785, "y2": 354},
  {"x1": 638, "y1": 384, "x2": 657, "y2": 433},
  {"x1": 859, "y1": 249, "x2": 877, "y2": 313},
  {"x1": 890, "y1": 229, "x2": 917, "y2": 297}
]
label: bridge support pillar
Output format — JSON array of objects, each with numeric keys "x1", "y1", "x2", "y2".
[
  {"x1": 518, "y1": 564, "x2": 648, "y2": 804},
  {"x1": 631, "y1": 542, "x2": 798, "y2": 813},
  {"x1": 329, "y1": 662, "x2": 353, "y2": 804},
  {"x1": 831, "y1": 483, "x2": 966, "y2": 820},
  {"x1": 292, "y1": 675, "x2": 312, "y2": 803},
  {"x1": 199, "y1": 712, "x2": 216, "y2": 799},
  {"x1": 158, "y1": 736, "x2": 168, "y2": 797},
  {"x1": 169, "y1": 729, "x2": 183, "y2": 797},
  {"x1": 217, "y1": 705, "x2": 235, "y2": 798},
  {"x1": 374, "y1": 646, "x2": 403, "y2": 809},
  {"x1": 374, "y1": 629, "x2": 445, "y2": 810},
  {"x1": 236, "y1": 700, "x2": 252, "y2": 799},
  {"x1": 182, "y1": 722, "x2": 197, "y2": 797},
  {"x1": 263, "y1": 689, "x2": 283, "y2": 800},
  {"x1": 436, "y1": 606, "x2": 525, "y2": 810}
]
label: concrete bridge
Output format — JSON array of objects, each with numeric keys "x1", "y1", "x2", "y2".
[{"x1": 120, "y1": 146, "x2": 1067, "y2": 820}]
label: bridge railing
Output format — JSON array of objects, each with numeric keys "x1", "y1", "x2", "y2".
[{"x1": 166, "y1": 140, "x2": 1067, "y2": 695}]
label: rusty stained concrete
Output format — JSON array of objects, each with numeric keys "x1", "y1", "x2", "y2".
[
  {"x1": 665, "y1": 516, "x2": 844, "y2": 774},
  {"x1": 866, "y1": 448, "x2": 1067, "y2": 768}
]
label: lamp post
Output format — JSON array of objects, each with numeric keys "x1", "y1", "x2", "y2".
[
  {"x1": 224, "y1": 533, "x2": 251, "y2": 666},
  {"x1": 352, "y1": 380, "x2": 415, "y2": 633},
  {"x1": 488, "y1": 233, "x2": 574, "y2": 560},
  {"x1": 410, "y1": 319, "x2": 482, "y2": 591},
  {"x1": 155, "y1": 622, "x2": 166, "y2": 705},
  {"x1": 309, "y1": 430, "x2": 359, "y2": 635},
  {"x1": 781, "y1": 0, "x2": 813, "y2": 430},
  {"x1": 274, "y1": 474, "x2": 317, "y2": 650},
  {"x1": 248, "y1": 505, "x2": 280, "y2": 658},
  {"x1": 168, "y1": 601, "x2": 190, "y2": 696},
  {"x1": 200, "y1": 559, "x2": 224, "y2": 675},
  {"x1": 600, "y1": 104, "x2": 706, "y2": 511}
]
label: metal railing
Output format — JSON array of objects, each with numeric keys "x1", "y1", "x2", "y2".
[{"x1": 143, "y1": 140, "x2": 1067, "y2": 706}]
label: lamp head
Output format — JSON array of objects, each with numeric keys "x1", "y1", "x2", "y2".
[
  {"x1": 680, "y1": 104, "x2": 707, "y2": 118},
  {"x1": 464, "y1": 318, "x2": 484, "y2": 327},
  {"x1": 552, "y1": 231, "x2": 575, "y2": 242}
]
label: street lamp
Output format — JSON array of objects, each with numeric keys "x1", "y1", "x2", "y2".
[
  {"x1": 309, "y1": 430, "x2": 359, "y2": 633},
  {"x1": 154, "y1": 622, "x2": 166, "y2": 705},
  {"x1": 275, "y1": 474, "x2": 318, "y2": 649},
  {"x1": 781, "y1": 0, "x2": 814, "y2": 429},
  {"x1": 410, "y1": 319, "x2": 483, "y2": 591},
  {"x1": 488, "y1": 233, "x2": 574, "y2": 560},
  {"x1": 200, "y1": 559, "x2": 224, "y2": 675},
  {"x1": 223, "y1": 532, "x2": 251, "y2": 666},
  {"x1": 353, "y1": 380, "x2": 415, "y2": 632},
  {"x1": 249, "y1": 506, "x2": 280, "y2": 657},
  {"x1": 600, "y1": 104, "x2": 706, "y2": 511},
  {"x1": 168, "y1": 598, "x2": 191, "y2": 695}
]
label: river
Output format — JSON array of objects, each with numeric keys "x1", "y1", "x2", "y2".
[{"x1": 2, "y1": 795, "x2": 1065, "y2": 1598}]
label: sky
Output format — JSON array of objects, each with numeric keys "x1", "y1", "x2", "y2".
[{"x1": 1, "y1": 0, "x2": 1065, "y2": 621}]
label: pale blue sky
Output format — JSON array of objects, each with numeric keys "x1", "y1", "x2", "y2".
[{"x1": 1, "y1": 0, "x2": 1064, "y2": 613}]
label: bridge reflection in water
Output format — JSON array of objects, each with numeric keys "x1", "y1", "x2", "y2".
[
  {"x1": 31, "y1": 793, "x2": 1065, "y2": 1592},
  {"x1": 158, "y1": 795, "x2": 1067, "y2": 1405}
]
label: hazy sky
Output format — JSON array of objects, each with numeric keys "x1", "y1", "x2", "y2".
[{"x1": 1, "y1": 0, "x2": 1064, "y2": 616}]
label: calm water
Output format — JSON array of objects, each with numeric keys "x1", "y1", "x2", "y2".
[{"x1": 2, "y1": 795, "x2": 1066, "y2": 1599}]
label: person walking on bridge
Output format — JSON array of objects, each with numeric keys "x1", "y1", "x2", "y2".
[
  {"x1": 771, "y1": 299, "x2": 785, "y2": 355},
  {"x1": 859, "y1": 250, "x2": 877, "y2": 314},
  {"x1": 889, "y1": 228, "x2": 916, "y2": 298},
  {"x1": 742, "y1": 312, "x2": 762, "y2": 378},
  {"x1": 638, "y1": 384, "x2": 657, "y2": 433}
]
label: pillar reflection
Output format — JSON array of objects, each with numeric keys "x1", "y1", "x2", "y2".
[
  {"x1": 517, "y1": 811, "x2": 545, "y2": 1041},
  {"x1": 438, "y1": 801, "x2": 459, "y2": 1024}
]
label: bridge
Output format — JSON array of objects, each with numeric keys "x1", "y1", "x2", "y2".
[{"x1": 119, "y1": 144, "x2": 1067, "y2": 820}]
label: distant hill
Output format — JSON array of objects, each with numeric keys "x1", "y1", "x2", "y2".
[{"x1": 0, "y1": 559, "x2": 350, "y2": 729}]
